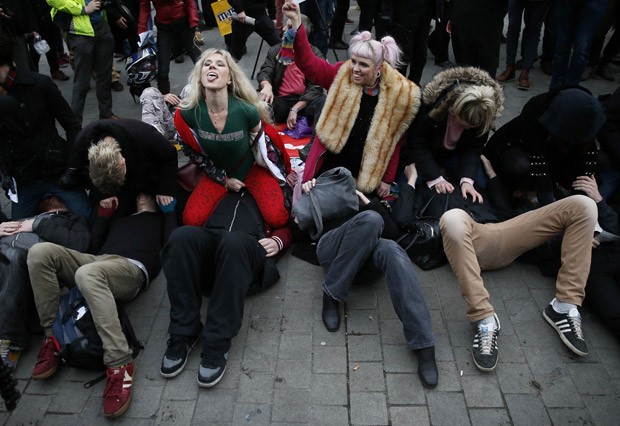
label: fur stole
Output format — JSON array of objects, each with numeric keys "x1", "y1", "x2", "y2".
[{"x1": 314, "y1": 61, "x2": 421, "y2": 193}]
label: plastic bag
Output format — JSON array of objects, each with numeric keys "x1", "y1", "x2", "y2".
[{"x1": 284, "y1": 116, "x2": 313, "y2": 139}]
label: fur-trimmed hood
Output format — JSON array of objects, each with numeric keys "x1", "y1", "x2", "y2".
[
  {"x1": 422, "y1": 66, "x2": 504, "y2": 122},
  {"x1": 314, "y1": 61, "x2": 421, "y2": 193}
]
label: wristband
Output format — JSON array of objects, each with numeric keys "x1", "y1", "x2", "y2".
[{"x1": 290, "y1": 107, "x2": 298, "y2": 113}]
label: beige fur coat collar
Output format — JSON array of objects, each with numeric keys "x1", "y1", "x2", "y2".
[{"x1": 314, "y1": 61, "x2": 421, "y2": 193}]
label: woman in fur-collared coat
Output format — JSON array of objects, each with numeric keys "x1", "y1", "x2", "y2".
[
  {"x1": 401, "y1": 66, "x2": 504, "y2": 203},
  {"x1": 282, "y1": 4, "x2": 420, "y2": 197},
  {"x1": 283, "y1": 2, "x2": 438, "y2": 390}
]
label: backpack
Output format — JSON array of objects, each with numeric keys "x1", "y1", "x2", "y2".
[{"x1": 52, "y1": 286, "x2": 142, "y2": 371}]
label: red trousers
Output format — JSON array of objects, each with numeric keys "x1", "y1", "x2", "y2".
[{"x1": 183, "y1": 165, "x2": 290, "y2": 228}]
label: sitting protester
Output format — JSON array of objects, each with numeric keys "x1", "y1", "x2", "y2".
[
  {"x1": 160, "y1": 190, "x2": 291, "y2": 387},
  {"x1": 295, "y1": 178, "x2": 438, "y2": 389},
  {"x1": 61, "y1": 118, "x2": 178, "y2": 217},
  {"x1": 283, "y1": 1, "x2": 436, "y2": 389},
  {"x1": 257, "y1": 17, "x2": 326, "y2": 129},
  {"x1": 27, "y1": 193, "x2": 176, "y2": 418},
  {"x1": 0, "y1": 197, "x2": 90, "y2": 370},
  {"x1": 401, "y1": 66, "x2": 504, "y2": 203},
  {"x1": 440, "y1": 194, "x2": 598, "y2": 372},
  {"x1": 484, "y1": 87, "x2": 606, "y2": 206}
]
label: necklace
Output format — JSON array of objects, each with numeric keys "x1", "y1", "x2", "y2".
[
  {"x1": 363, "y1": 79, "x2": 380, "y2": 96},
  {"x1": 208, "y1": 106, "x2": 227, "y2": 117},
  {"x1": 207, "y1": 104, "x2": 227, "y2": 126}
]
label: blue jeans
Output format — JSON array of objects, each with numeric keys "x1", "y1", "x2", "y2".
[
  {"x1": 0, "y1": 245, "x2": 32, "y2": 349},
  {"x1": 317, "y1": 211, "x2": 435, "y2": 349},
  {"x1": 11, "y1": 179, "x2": 91, "y2": 220},
  {"x1": 506, "y1": 0, "x2": 549, "y2": 69},
  {"x1": 550, "y1": 0, "x2": 606, "y2": 88}
]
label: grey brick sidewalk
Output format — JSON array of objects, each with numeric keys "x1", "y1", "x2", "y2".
[{"x1": 2, "y1": 11, "x2": 620, "y2": 425}]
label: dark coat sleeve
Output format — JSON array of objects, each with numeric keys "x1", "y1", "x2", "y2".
[
  {"x1": 403, "y1": 112, "x2": 444, "y2": 181},
  {"x1": 32, "y1": 212, "x2": 91, "y2": 252},
  {"x1": 598, "y1": 86, "x2": 620, "y2": 168},
  {"x1": 597, "y1": 199, "x2": 620, "y2": 235}
]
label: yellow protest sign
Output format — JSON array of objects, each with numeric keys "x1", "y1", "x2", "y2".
[{"x1": 211, "y1": 0, "x2": 234, "y2": 36}]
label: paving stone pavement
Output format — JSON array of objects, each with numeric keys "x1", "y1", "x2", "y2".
[{"x1": 2, "y1": 9, "x2": 620, "y2": 425}]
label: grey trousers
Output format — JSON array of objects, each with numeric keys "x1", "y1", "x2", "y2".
[
  {"x1": 317, "y1": 211, "x2": 435, "y2": 349},
  {"x1": 67, "y1": 19, "x2": 114, "y2": 120},
  {"x1": 27, "y1": 243, "x2": 143, "y2": 367}
]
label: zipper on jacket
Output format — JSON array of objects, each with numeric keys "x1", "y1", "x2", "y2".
[{"x1": 228, "y1": 192, "x2": 245, "y2": 231}]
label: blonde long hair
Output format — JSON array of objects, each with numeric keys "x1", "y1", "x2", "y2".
[{"x1": 181, "y1": 49, "x2": 270, "y2": 122}]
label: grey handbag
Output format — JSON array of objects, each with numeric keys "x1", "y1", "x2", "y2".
[{"x1": 293, "y1": 167, "x2": 359, "y2": 240}]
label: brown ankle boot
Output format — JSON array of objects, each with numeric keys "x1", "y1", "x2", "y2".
[
  {"x1": 517, "y1": 69, "x2": 530, "y2": 90},
  {"x1": 497, "y1": 65, "x2": 516, "y2": 82}
]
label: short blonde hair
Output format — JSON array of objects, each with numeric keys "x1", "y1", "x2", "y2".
[
  {"x1": 88, "y1": 136, "x2": 125, "y2": 194},
  {"x1": 450, "y1": 85, "x2": 498, "y2": 135}
]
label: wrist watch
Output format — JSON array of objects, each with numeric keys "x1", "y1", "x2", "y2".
[{"x1": 290, "y1": 107, "x2": 298, "y2": 113}]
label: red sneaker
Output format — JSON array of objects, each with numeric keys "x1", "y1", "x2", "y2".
[
  {"x1": 31, "y1": 336, "x2": 59, "y2": 380},
  {"x1": 103, "y1": 362, "x2": 134, "y2": 418}
]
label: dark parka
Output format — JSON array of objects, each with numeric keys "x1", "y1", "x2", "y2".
[
  {"x1": 0, "y1": 70, "x2": 81, "y2": 185},
  {"x1": 402, "y1": 66, "x2": 504, "y2": 183}
]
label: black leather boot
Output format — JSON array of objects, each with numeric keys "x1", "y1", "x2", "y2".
[
  {"x1": 415, "y1": 346, "x2": 438, "y2": 389},
  {"x1": 322, "y1": 292, "x2": 340, "y2": 332}
]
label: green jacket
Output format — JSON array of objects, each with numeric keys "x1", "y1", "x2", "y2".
[{"x1": 47, "y1": 0, "x2": 107, "y2": 37}]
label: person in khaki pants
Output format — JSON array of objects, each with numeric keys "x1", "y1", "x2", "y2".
[
  {"x1": 27, "y1": 193, "x2": 176, "y2": 418},
  {"x1": 440, "y1": 195, "x2": 597, "y2": 372}
]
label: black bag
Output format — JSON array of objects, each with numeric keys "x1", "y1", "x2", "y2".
[
  {"x1": 52, "y1": 286, "x2": 142, "y2": 371},
  {"x1": 292, "y1": 167, "x2": 359, "y2": 240},
  {"x1": 397, "y1": 193, "x2": 449, "y2": 270}
]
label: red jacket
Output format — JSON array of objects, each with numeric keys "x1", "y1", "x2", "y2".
[{"x1": 138, "y1": 0, "x2": 199, "y2": 33}]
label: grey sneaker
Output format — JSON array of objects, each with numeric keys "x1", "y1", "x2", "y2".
[
  {"x1": 197, "y1": 352, "x2": 228, "y2": 388},
  {"x1": 543, "y1": 303, "x2": 588, "y2": 356},
  {"x1": 160, "y1": 335, "x2": 198, "y2": 378},
  {"x1": 472, "y1": 314, "x2": 501, "y2": 372}
]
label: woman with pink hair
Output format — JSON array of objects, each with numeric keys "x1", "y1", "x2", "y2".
[{"x1": 283, "y1": 2, "x2": 437, "y2": 389}]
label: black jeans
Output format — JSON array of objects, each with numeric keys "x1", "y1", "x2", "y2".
[
  {"x1": 156, "y1": 26, "x2": 201, "y2": 94},
  {"x1": 162, "y1": 226, "x2": 266, "y2": 356},
  {"x1": 272, "y1": 94, "x2": 326, "y2": 125},
  {"x1": 0, "y1": 245, "x2": 33, "y2": 349},
  {"x1": 394, "y1": 0, "x2": 433, "y2": 84},
  {"x1": 229, "y1": 9, "x2": 280, "y2": 60},
  {"x1": 586, "y1": 244, "x2": 620, "y2": 339}
]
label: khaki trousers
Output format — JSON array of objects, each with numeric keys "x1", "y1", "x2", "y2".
[
  {"x1": 440, "y1": 195, "x2": 597, "y2": 322},
  {"x1": 27, "y1": 242, "x2": 143, "y2": 367}
]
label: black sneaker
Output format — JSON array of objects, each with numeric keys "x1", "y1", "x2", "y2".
[
  {"x1": 160, "y1": 335, "x2": 198, "y2": 378},
  {"x1": 472, "y1": 314, "x2": 500, "y2": 372},
  {"x1": 197, "y1": 352, "x2": 228, "y2": 388},
  {"x1": 543, "y1": 302, "x2": 588, "y2": 356}
]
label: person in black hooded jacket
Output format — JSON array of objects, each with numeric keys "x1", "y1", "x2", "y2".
[
  {"x1": 61, "y1": 118, "x2": 178, "y2": 219},
  {"x1": 484, "y1": 86, "x2": 607, "y2": 206}
]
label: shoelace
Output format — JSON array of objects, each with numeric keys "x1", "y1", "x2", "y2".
[
  {"x1": 103, "y1": 368, "x2": 125, "y2": 399},
  {"x1": 37, "y1": 339, "x2": 56, "y2": 362},
  {"x1": 567, "y1": 311, "x2": 585, "y2": 340},
  {"x1": 202, "y1": 352, "x2": 227, "y2": 368},
  {"x1": 0, "y1": 340, "x2": 9, "y2": 362},
  {"x1": 478, "y1": 324, "x2": 496, "y2": 356},
  {"x1": 167, "y1": 338, "x2": 190, "y2": 359}
]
